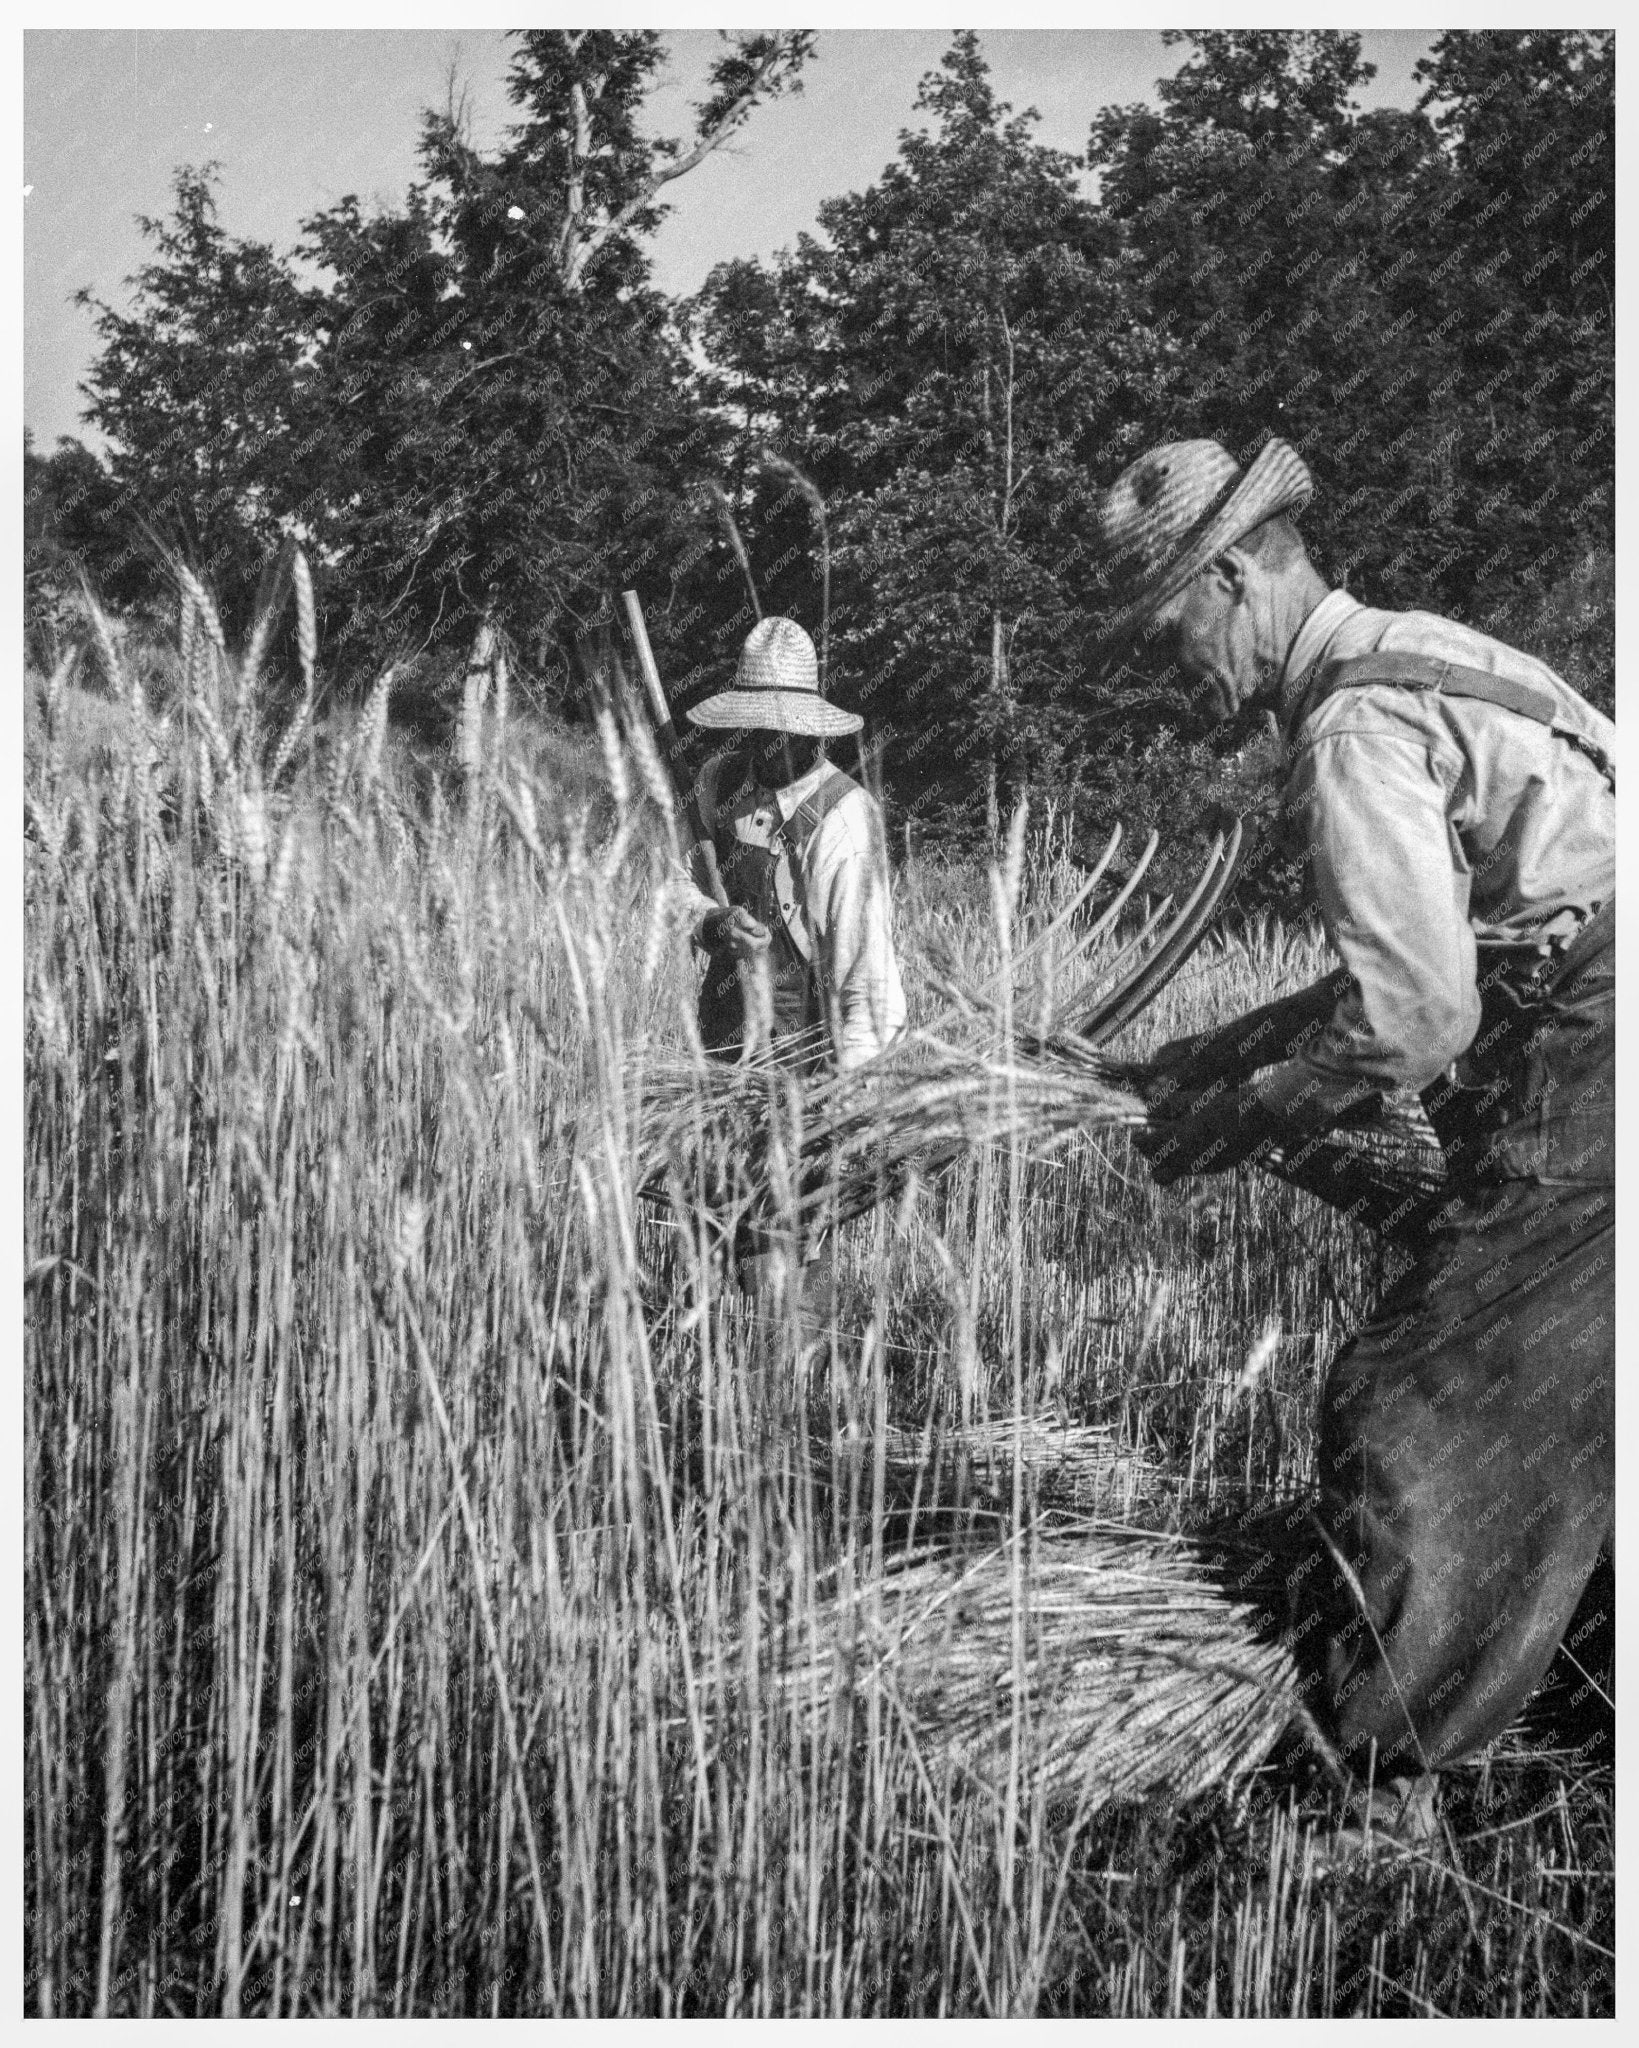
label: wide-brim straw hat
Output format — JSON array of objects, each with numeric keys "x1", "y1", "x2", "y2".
[
  {"x1": 1092, "y1": 437, "x2": 1314, "y2": 669},
  {"x1": 686, "y1": 617, "x2": 864, "y2": 737}
]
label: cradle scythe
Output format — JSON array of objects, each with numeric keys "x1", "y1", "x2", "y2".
[{"x1": 621, "y1": 588, "x2": 730, "y2": 909}]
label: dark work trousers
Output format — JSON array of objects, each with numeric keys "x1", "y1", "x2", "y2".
[
  {"x1": 696, "y1": 822, "x2": 828, "y2": 1303},
  {"x1": 1299, "y1": 905, "x2": 1614, "y2": 1782},
  {"x1": 698, "y1": 839, "x2": 835, "y2": 1347}
]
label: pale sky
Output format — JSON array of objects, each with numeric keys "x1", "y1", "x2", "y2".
[{"x1": 24, "y1": 28, "x2": 1436, "y2": 453}]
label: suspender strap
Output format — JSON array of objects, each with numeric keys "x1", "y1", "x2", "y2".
[
  {"x1": 772, "y1": 768, "x2": 861, "y2": 966},
  {"x1": 785, "y1": 766, "x2": 859, "y2": 846},
  {"x1": 1304, "y1": 651, "x2": 1615, "y2": 789}
]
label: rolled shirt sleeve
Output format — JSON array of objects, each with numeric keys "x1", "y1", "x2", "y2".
[
  {"x1": 672, "y1": 857, "x2": 720, "y2": 943},
  {"x1": 1252, "y1": 726, "x2": 1481, "y2": 1130},
  {"x1": 811, "y1": 800, "x2": 908, "y2": 1071}
]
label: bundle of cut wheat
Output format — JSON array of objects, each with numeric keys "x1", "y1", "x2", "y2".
[
  {"x1": 637, "y1": 822, "x2": 1238, "y2": 1235},
  {"x1": 639, "y1": 1038, "x2": 1147, "y2": 1240},
  {"x1": 867, "y1": 1415, "x2": 1148, "y2": 1519},
  {"x1": 776, "y1": 1519, "x2": 1311, "y2": 1812}
]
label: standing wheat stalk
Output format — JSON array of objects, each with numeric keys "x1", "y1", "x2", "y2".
[
  {"x1": 761, "y1": 450, "x2": 830, "y2": 688},
  {"x1": 704, "y1": 481, "x2": 763, "y2": 622},
  {"x1": 396, "y1": 1283, "x2": 558, "y2": 2009}
]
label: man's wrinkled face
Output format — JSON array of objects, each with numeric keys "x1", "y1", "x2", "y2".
[{"x1": 1149, "y1": 551, "x2": 1278, "y2": 729}]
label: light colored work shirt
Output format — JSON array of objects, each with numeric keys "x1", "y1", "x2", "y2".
[
  {"x1": 1254, "y1": 588, "x2": 1615, "y2": 1125},
  {"x1": 681, "y1": 753, "x2": 908, "y2": 1071}
]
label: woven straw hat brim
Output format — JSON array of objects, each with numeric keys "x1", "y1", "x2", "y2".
[
  {"x1": 1126, "y1": 439, "x2": 1313, "y2": 621},
  {"x1": 686, "y1": 687, "x2": 864, "y2": 737},
  {"x1": 1094, "y1": 438, "x2": 1314, "y2": 675}
]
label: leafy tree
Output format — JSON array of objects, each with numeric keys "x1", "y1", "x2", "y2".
[
  {"x1": 1081, "y1": 25, "x2": 1613, "y2": 891},
  {"x1": 1412, "y1": 31, "x2": 1614, "y2": 707},
  {"x1": 73, "y1": 167, "x2": 315, "y2": 636},
  {"x1": 1089, "y1": 33, "x2": 1463, "y2": 611},
  {"x1": 697, "y1": 33, "x2": 1157, "y2": 837},
  {"x1": 293, "y1": 29, "x2": 815, "y2": 696},
  {"x1": 62, "y1": 36, "x2": 814, "y2": 709},
  {"x1": 1090, "y1": 29, "x2": 1612, "y2": 676},
  {"x1": 1415, "y1": 30, "x2": 1612, "y2": 335},
  {"x1": 24, "y1": 431, "x2": 137, "y2": 662}
]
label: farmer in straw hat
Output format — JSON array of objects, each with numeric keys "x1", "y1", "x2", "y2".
[
  {"x1": 677, "y1": 615, "x2": 907, "y2": 1337},
  {"x1": 680, "y1": 614, "x2": 906, "y2": 1074},
  {"x1": 1094, "y1": 435, "x2": 1614, "y2": 1834}
]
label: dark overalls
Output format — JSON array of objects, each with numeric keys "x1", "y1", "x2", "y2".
[
  {"x1": 1287, "y1": 655, "x2": 1615, "y2": 1781},
  {"x1": 693, "y1": 764, "x2": 865, "y2": 1336}
]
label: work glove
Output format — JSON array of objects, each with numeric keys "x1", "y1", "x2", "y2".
[
  {"x1": 1116, "y1": 974, "x2": 1358, "y2": 1112},
  {"x1": 698, "y1": 905, "x2": 772, "y2": 961},
  {"x1": 1133, "y1": 1083, "x2": 1285, "y2": 1188},
  {"x1": 1117, "y1": 1029, "x2": 1230, "y2": 1117}
]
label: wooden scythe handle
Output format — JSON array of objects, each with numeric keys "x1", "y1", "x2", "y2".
[{"x1": 620, "y1": 588, "x2": 730, "y2": 909}]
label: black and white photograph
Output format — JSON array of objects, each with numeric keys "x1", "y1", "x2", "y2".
[{"x1": 22, "y1": 19, "x2": 1617, "y2": 2019}]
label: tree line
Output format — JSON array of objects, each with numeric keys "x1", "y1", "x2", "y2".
[{"x1": 26, "y1": 28, "x2": 1613, "y2": 872}]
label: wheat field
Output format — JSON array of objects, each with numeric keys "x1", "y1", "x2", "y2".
[{"x1": 22, "y1": 602, "x2": 1613, "y2": 2017}]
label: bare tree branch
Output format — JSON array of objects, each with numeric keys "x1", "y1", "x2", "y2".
[
  {"x1": 561, "y1": 31, "x2": 814, "y2": 291},
  {"x1": 557, "y1": 30, "x2": 596, "y2": 285}
]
